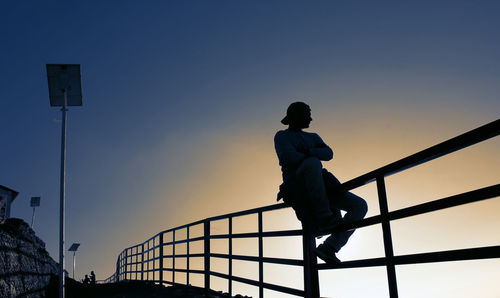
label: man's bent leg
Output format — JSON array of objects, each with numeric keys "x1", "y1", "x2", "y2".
[
  {"x1": 324, "y1": 192, "x2": 368, "y2": 252},
  {"x1": 333, "y1": 191, "x2": 368, "y2": 223},
  {"x1": 296, "y1": 157, "x2": 335, "y2": 225}
]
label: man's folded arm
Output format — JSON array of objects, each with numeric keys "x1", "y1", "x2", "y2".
[
  {"x1": 309, "y1": 134, "x2": 333, "y2": 161},
  {"x1": 274, "y1": 133, "x2": 308, "y2": 168},
  {"x1": 309, "y1": 146, "x2": 333, "y2": 161}
]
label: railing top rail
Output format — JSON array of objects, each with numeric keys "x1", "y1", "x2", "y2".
[
  {"x1": 342, "y1": 119, "x2": 499, "y2": 190},
  {"x1": 207, "y1": 202, "x2": 288, "y2": 221},
  {"x1": 169, "y1": 218, "x2": 205, "y2": 231}
]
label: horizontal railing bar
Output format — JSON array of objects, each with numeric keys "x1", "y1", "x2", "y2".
[
  {"x1": 153, "y1": 220, "x2": 206, "y2": 236},
  {"x1": 342, "y1": 119, "x2": 499, "y2": 190},
  {"x1": 182, "y1": 269, "x2": 205, "y2": 275},
  {"x1": 134, "y1": 234, "x2": 162, "y2": 247},
  {"x1": 124, "y1": 261, "x2": 143, "y2": 265},
  {"x1": 208, "y1": 203, "x2": 289, "y2": 221},
  {"x1": 164, "y1": 236, "x2": 204, "y2": 246},
  {"x1": 261, "y1": 229, "x2": 303, "y2": 237},
  {"x1": 210, "y1": 271, "x2": 304, "y2": 297},
  {"x1": 163, "y1": 253, "x2": 204, "y2": 259},
  {"x1": 163, "y1": 268, "x2": 186, "y2": 273},
  {"x1": 210, "y1": 232, "x2": 257, "y2": 239},
  {"x1": 162, "y1": 268, "x2": 205, "y2": 275},
  {"x1": 188, "y1": 236, "x2": 205, "y2": 242},
  {"x1": 319, "y1": 184, "x2": 500, "y2": 235},
  {"x1": 394, "y1": 245, "x2": 500, "y2": 265},
  {"x1": 211, "y1": 253, "x2": 304, "y2": 266},
  {"x1": 125, "y1": 253, "x2": 142, "y2": 257},
  {"x1": 319, "y1": 245, "x2": 500, "y2": 270},
  {"x1": 140, "y1": 269, "x2": 161, "y2": 273},
  {"x1": 130, "y1": 257, "x2": 161, "y2": 262},
  {"x1": 168, "y1": 219, "x2": 205, "y2": 231},
  {"x1": 117, "y1": 220, "x2": 206, "y2": 255},
  {"x1": 141, "y1": 247, "x2": 159, "y2": 254},
  {"x1": 210, "y1": 229, "x2": 303, "y2": 240},
  {"x1": 388, "y1": 184, "x2": 500, "y2": 222},
  {"x1": 318, "y1": 257, "x2": 387, "y2": 270}
]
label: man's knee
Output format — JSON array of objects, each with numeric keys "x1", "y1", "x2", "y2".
[
  {"x1": 346, "y1": 192, "x2": 368, "y2": 218},
  {"x1": 358, "y1": 197, "x2": 368, "y2": 217}
]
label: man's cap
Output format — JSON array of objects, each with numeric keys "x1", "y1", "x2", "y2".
[{"x1": 281, "y1": 101, "x2": 310, "y2": 125}]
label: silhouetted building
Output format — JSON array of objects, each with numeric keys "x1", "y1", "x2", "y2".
[{"x1": 0, "y1": 185, "x2": 19, "y2": 222}]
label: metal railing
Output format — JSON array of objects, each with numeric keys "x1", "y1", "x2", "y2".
[
  {"x1": 106, "y1": 119, "x2": 500, "y2": 297},
  {"x1": 102, "y1": 274, "x2": 117, "y2": 284}
]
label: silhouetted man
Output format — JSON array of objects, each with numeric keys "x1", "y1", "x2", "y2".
[
  {"x1": 274, "y1": 102, "x2": 367, "y2": 263},
  {"x1": 90, "y1": 271, "x2": 96, "y2": 285},
  {"x1": 83, "y1": 274, "x2": 90, "y2": 285}
]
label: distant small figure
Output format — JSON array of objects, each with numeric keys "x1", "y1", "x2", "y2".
[
  {"x1": 275, "y1": 102, "x2": 368, "y2": 264},
  {"x1": 90, "y1": 271, "x2": 96, "y2": 285},
  {"x1": 83, "y1": 274, "x2": 90, "y2": 285}
]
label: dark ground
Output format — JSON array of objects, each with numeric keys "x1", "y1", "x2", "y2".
[{"x1": 46, "y1": 276, "x2": 251, "y2": 298}]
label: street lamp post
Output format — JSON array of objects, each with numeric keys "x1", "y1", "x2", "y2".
[
  {"x1": 46, "y1": 64, "x2": 82, "y2": 298},
  {"x1": 30, "y1": 196, "x2": 41, "y2": 229},
  {"x1": 68, "y1": 243, "x2": 81, "y2": 280}
]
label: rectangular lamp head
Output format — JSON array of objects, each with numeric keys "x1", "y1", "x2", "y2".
[
  {"x1": 30, "y1": 197, "x2": 41, "y2": 207},
  {"x1": 68, "y1": 243, "x2": 81, "y2": 252},
  {"x1": 46, "y1": 64, "x2": 83, "y2": 107}
]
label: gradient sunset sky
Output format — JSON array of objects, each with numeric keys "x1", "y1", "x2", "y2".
[{"x1": 1, "y1": 1, "x2": 499, "y2": 297}]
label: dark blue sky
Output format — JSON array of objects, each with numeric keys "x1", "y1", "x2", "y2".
[{"x1": 1, "y1": 1, "x2": 499, "y2": 295}]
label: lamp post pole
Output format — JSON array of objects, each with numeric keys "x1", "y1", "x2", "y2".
[
  {"x1": 31, "y1": 207, "x2": 35, "y2": 228},
  {"x1": 59, "y1": 89, "x2": 68, "y2": 298},
  {"x1": 46, "y1": 64, "x2": 82, "y2": 298},
  {"x1": 30, "y1": 197, "x2": 41, "y2": 230},
  {"x1": 72, "y1": 251, "x2": 76, "y2": 279}
]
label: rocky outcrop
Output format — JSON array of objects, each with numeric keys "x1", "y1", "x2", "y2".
[{"x1": 0, "y1": 218, "x2": 58, "y2": 298}]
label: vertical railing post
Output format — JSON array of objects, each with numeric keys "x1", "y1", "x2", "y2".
[
  {"x1": 141, "y1": 243, "x2": 144, "y2": 281},
  {"x1": 302, "y1": 223, "x2": 319, "y2": 298},
  {"x1": 120, "y1": 253, "x2": 123, "y2": 281},
  {"x1": 124, "y1": 249, "x2": 129, "y2": 281},
  {"x1": 134, "y1": 247, "x2": 137, "y2": 281},
  {"x1": 152, "y1": 240, "x2": 156, "y2": 282},
  {"x1": 173, "y1": 230, "x2": 176, "y2": 285},
  {"x1": 228, "y1": 217, "x2": 233, "y2": 296},
  {"x1": 258, "y1": 212, "x2": 264, "y2": 298},
  {"x1": 115, "y1": 255, "x2": 120, "y2": 282},
  {"x1": 204, "y1": 220, "x2": 211, "y2": 292},
  {"x1": 146, "y1": 241, "x2": 150, "y2": 280},
  {"x1": 187, "y1": 226, "x2": 190, "y2": 286},
  {"x1": 121, "y1": 252, "x2": 125, "y2": 281},
  {"x1": 377, "y1": 176, "x2": 398, "y2": 298},
  {"x1": 159, "y1": 233, "x2": 164, "y2": 285}
]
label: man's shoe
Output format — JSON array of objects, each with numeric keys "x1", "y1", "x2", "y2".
[{"x1": 313, "y1": 243, "x2": 341, "y2": 264}]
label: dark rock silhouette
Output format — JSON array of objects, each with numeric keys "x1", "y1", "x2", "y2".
[{"x1": 0, "y1": 218, "x2": 58, "y2": 297}]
